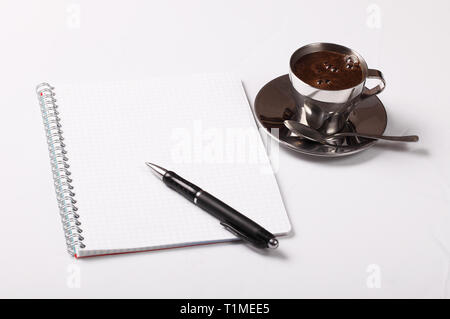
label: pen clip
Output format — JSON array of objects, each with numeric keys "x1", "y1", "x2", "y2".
[{"x1": 220, "y1": 222, "x2": 257, "y2": 245}]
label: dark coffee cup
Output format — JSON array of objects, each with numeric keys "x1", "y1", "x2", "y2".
[{"x1": 289, "y1": 43, "x2": 385, "y2": 135}]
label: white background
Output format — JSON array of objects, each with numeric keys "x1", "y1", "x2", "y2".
[{"x1": 1, "y1": 0, "x2": 449, "y2": 298}]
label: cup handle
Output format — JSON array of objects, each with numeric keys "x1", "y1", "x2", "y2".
[{"x1": 362, "y1": 69, "x2": 386, "y2": 97}]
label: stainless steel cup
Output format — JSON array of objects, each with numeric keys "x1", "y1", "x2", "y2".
[{"x1": 289, "y1": 43, "x2": 385, "y2": 135}]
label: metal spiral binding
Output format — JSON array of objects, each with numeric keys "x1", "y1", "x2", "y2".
[{"x1": 36, "y1": 83, "x2": 85, "y2": 256}]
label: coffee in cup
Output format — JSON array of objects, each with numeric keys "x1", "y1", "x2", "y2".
[{"x1": 292, "y1": 50, "x2": 364, "y2": 90}]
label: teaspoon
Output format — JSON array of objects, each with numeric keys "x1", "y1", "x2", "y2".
[{"x1": 284, "y1": 120, "x2": 419, "y2": 144}]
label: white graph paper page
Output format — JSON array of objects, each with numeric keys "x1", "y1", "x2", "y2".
[{"x1": 55, "y1": 73, "x2": 291, "y2": 257}]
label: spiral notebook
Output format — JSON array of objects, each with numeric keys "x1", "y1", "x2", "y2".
[{"x1": 36, "y1": 74, "x2": 291, "y2": 258}]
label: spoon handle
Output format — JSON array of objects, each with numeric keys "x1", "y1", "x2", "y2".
[{"x1": 332, "y1": 132, "x2": 419, "y2": 142}]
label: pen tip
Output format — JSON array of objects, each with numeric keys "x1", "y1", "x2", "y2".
[
  {"x1": 145, "y1": 162, "x2": 167, "y2": 180},
  {"x1": 268, "y1": 238, "x2": 279, "y2": 249}
]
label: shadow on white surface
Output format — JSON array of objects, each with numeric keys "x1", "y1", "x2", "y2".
[{"x1": 281, "y1": 140, "x2": 429, "y2": 167}]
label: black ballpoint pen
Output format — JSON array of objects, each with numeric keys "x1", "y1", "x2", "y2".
[{"x1": 145, "y1": 162, "x2": 279, "y2": 249}]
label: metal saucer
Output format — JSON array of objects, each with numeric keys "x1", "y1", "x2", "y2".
[{"x1": 253, "y1": 75, "x2": 388, "y2": 157}]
